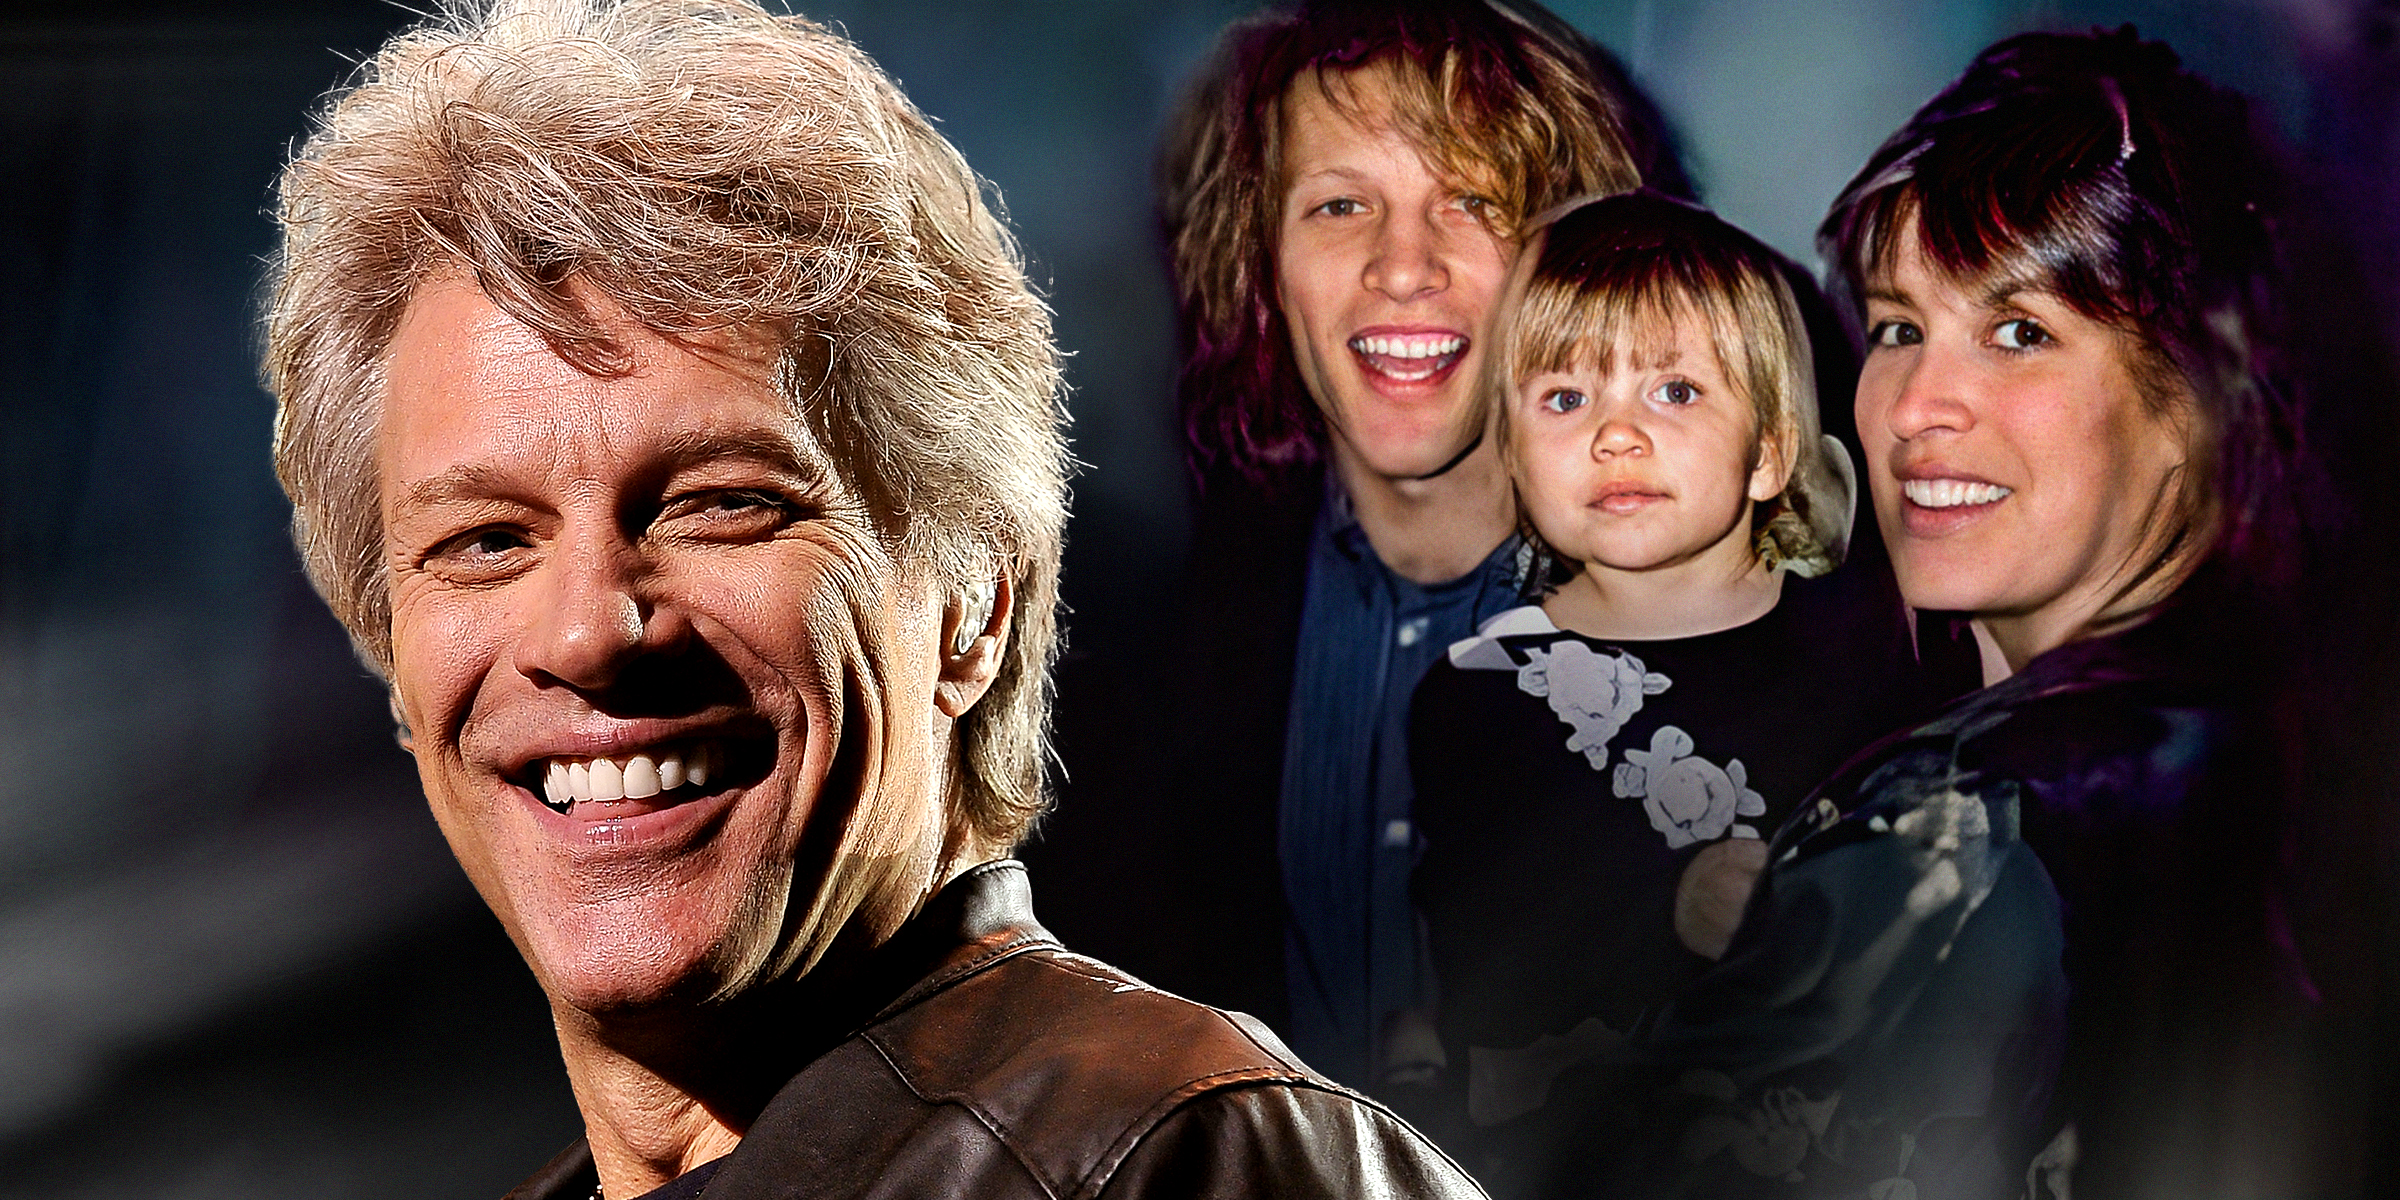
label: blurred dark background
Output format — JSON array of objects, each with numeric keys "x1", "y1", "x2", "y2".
[{"x1": 1, "y1": 0, "x2": 2392, "y2": 1196}]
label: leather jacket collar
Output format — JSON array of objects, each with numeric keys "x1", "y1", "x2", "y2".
[{"x1": 505, "y1": 860, "x2": 1053, "y2": 1200}]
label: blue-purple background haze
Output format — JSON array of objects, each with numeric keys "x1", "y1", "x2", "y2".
[{"x1": 2, "y1": 1, "x2": 2394, "y2": 1196}]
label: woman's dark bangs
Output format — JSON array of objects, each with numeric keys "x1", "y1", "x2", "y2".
[
  {"x1": 1867, "y1": 107, "x2": 2137, "y2": 324},
  {"x1": 1843, "y1": 181, "x2": 1916, "y2": 294}
]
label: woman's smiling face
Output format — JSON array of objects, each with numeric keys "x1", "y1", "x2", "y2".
[{"x1": 1856, "y1": 227, "x2": 2195, "y2": 672}]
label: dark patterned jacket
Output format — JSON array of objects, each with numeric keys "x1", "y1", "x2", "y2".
[{"x1": 1620, "y1": 598, "x2": 2318, "y2": 1199}]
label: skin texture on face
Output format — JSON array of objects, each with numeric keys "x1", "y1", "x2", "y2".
[
  {"x1": 1274, "y1": 61, "x2": 1513, "y2": 484},
  {"x1": 1857, "y1": 232, "x2": 2193, "y2": 679},
  {"x1": 378, "y1": 275, "x2": 981, "y2": 1019},
  {"x1": 1516, "y1": 310, "x2": 1788, "y2": 637}
]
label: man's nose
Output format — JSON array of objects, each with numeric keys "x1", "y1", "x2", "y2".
[
  {"x1": 1362, "y1": 212, "x2": 1451, "y2": 302},
  {"x1": 512, "y1": 530, "x2": 665, "y2": 691}
]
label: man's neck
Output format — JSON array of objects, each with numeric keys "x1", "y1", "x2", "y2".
[
  {"x1": 554, "y1": 850, "x2": 997, "y2": 1198},
  {"x1": 1329, "y1": 437, "x2": 1514, "y2": 586},
  {"x1": 557, "y1": 1001, "x2": 792, "y2": 1199}
]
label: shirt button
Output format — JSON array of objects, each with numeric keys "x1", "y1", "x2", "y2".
[
  {"x1": 1383, "y1": 819, "x2": 1413, "y2": 848},
  {"x1": 1396, "y1": 617, "x2": 1429, "y2": 647}
]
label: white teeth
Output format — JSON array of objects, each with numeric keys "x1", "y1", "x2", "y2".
[
  {"x1": 1903, "y1": 479, "x2": 2013, "y2": 509},
  {"x1": 537, "y1": 744, "x2": 717, "y2": 810},
  {"x1": 1349, "y1": 334, "x2": 1465, "y2": 360},
  {"x1": 623, "y1": 754, "x2": 661, "y2": 800},
  {"x1": 589, "y1": 758, "x2": 625, "y2": 801}
]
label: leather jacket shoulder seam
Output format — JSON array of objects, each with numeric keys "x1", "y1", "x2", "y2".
[
  {"x1": 865, "y1": 931, "x2": 1056, "y2": 1026},
  {"x1": 853, "y1": 1031, "x2": 1078, "y2": 1200}
]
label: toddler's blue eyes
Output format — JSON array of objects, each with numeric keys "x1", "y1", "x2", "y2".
[
  {"x1": 1539, "y1": 389, "x2": 1588, "y2": 414},
  {"x1": 1648, "y1": 380, "x2": 1700, "y2": 405}
]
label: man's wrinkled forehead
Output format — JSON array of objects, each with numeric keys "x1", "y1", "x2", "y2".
[
  {"x1": 382, "y1": 268, "x2": 810, "y2": 413},
  {"x1": 378, "y1": 273, "x2": 836, "y2": 503},
  {"x1": 415, "y1": 267, "x2": 792, "y2": 374}
]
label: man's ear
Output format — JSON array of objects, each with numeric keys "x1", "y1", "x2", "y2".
[
  {"x1": 935, "y1": 571, "x2": 1012, "y2": 719},
  {"x1": 389, "y1": 688, "x2": 416, "y2": 754}
]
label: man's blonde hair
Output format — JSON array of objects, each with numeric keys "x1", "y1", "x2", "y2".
[
  {"x1": 265, "y1": 0, "x2": 1068, "y2": 862},
  {"x1": 1159, "y1": 0, "x2": 1646, "y2": 486}
]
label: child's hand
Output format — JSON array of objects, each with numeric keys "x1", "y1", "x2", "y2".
[{"x1": 1676, "y1": 838, "x2": 1769, "y2": 960}]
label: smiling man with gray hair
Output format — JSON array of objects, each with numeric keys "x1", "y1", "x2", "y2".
[{"x1": 263, "y1": 2, "x2": 1482, "y2": 1197}]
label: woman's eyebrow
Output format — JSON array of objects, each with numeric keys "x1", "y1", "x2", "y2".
[{"x1": 1978, "y1": 275, "x2": 2050, "y2": 310}]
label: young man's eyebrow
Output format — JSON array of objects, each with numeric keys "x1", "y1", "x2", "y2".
[{"x1": 1286, "y1": 164, "x2": 1372, "y2": 188}]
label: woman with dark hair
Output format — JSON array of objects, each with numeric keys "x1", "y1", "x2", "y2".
[{"x1": 1622, "y1": 28, "x2": 2323, "y2": 1199}]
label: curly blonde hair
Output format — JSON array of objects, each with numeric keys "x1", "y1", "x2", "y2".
[
  {"x1": 1159, "y1": 0, "x2": 1646, "y2": 487},
  {"x1": 1493, "y1": 191, "x2": 1849, "y2": 579},
  {"x1": 265, "y1": 0, "x2": 1068, "y2": 864}
]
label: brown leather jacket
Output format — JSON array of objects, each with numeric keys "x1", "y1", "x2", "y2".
[{"x1": 504, "y1": 861, "x2": 1484, "y2": 1200}]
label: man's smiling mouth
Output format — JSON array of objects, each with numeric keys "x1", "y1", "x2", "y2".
[
  {"x1": 528, "y1": 741, "x2": 728, "y2": 815},
  {"x1": 1347, "y1": 332, "x2": 1467, "y2": 383}
]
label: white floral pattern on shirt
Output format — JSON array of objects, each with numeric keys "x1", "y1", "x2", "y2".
[
  {"x1": 1615, "y1": 726, "x2": 1768, "y2": 848},
  {"x1": 1514, "y1": 640, "x2": 1670, "y2": 770},
  {"x1": 1453, "y1": 613, "x2": 1774, "y2": 851}
]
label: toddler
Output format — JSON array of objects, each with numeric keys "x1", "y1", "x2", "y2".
[{"x1": 1398, "y1": 191, "x2": 1961, "y2": 1199}]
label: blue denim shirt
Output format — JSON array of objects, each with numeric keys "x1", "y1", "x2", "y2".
[{"x1": 1279, "y1": 481, "x2": 1524, "y2": 1088}]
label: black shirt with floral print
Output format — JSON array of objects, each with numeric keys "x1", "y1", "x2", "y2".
[{"x1": 1399, "y1": 570, "x2": 1959, "y2": 1199}]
